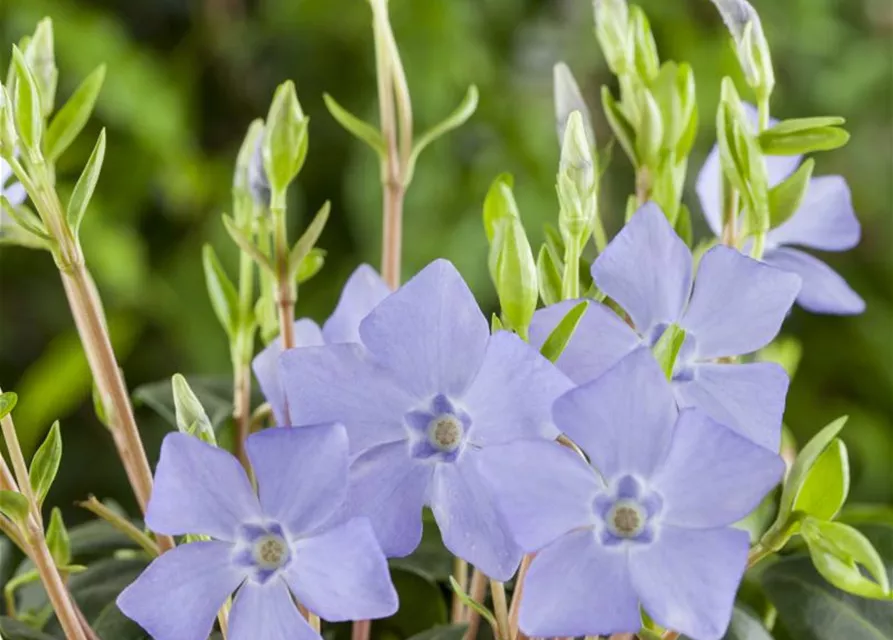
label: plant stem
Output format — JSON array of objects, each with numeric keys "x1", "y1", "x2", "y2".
[
  {"x1": 463, "y1": 569, "x2": 488, "y2": 640},
  {"x1": 271, "y1": 204, "x2": 296, "y2": 350},
  {"x1": 351, "y1": 619, "x2": 372, "y2": 640},
  {"x1": 720, "y1": 177, "x2": 739, "y2": 248},
  {"x1": 507, "y1": 553, "x2": 533, "y2": 639},
  {"x1": 231, "y1": 232, "x2": 256, "y2": 469},
  {"x1": 635, "y1": 166, "x2": 652, "y2": 206},
  {"x1": 451, "y1": 556, "x2": 469, "y2": 622},
  {"x1": 78, "y1": 496, "x2": 160, "y2": 556},
  {"x1": 561, "y1": 242, "x2": 581, "y2": 300},
  {"x1": 489, "y1": 579, "x2": 510, "y2": 640}
]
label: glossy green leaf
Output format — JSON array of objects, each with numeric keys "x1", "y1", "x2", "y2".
[
  {"x1": 29, "y1": 420, "x2": 61, "y2": 508},
  {"x1": 406, "y1": 85, "x2": 478, "y2": 185},
  {"x1": 11, "y1": 46, "x2": 43, "y2": 154},
  {"x1": 539, "y1": 301, "x2": 588, "y2": 363},
  {"x1": 171, "y1": 374, "x2": 216, "y2": 445},
  {"x1": 768, "y1": 158, "x2": 814, "y2": 228},
  {"x1": 201, "y1": 244, "x2": 239, "y2": 337},
  {"x1": 405, "y1": 625, "x2": 468, "y2": 640},
  {"x1": 0, "y1": 491, "x2": 29, "y2": 526},
  {"x1": 794, "y1": 438, "x2": 850, "y2": 520},
  {"x1": 759, "y1": 125, "x2": 850, "y2": 155},
  {"x1": 482, "y1": 173, "x2": 517, "y2": 243},
  {"x1": 46, "y1": 507, "x2": 71, "y2": 567},
  {"x1": 323, "y1": 93, "x2": 386, "y2": 157},
  {"x1": 44, "y1": 64, "x2": 106, "y2": 162},
  {"x1": 66, "y1": 129, "x2": 107, "y2": 235},
  {"x1": 601, "y1": 86, "x2": 637, "y2": 165},
  {"x1": 288, "y1": 201, "x2": 330, "y2": 281},
  {"x1": 0, "y1": 392, "x2": 17, "y2": 420},
  {"x1": 536, "y1": 244, "x2": 563, "y2": 306},
  {"x1": 802, "y1": 518, "x2": 890, "y2": 600}
]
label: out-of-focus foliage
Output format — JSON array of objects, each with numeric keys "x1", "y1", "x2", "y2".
[{"x1": 0, "y1": 0, "x2": 889, "y2": 537}]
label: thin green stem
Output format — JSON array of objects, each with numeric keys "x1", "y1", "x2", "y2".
[
  {"x1": 451, "y1": 557, "x2": 469, "y2": 622},
  {"x1": 77, "y1": 496, "x2": 160, "y2": 557},
  {"x1": 561, "y1": 242, "x2": 581, "y2": 300},
  {"x1": 489, "y1": 579, "x2": 509, "y2": 640}
]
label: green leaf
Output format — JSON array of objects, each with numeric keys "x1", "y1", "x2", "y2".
[
  {"x1": 601, "y1": 86, "x2": 637, "y2": 166},
  {"x1": 64, "y1": 557, "x2": 148, "y2": 624},
  {"x1": 222, "y1": 214, "x2": 274, "y2": 273},
  {"x1": 448, "y1": 576, "x2": 498, "y2": 632},
  {"x1": 652, "y1": 324, "x2": 686, "y2": 379},
  {"x1": 490, "y1": 314, "x2": 504, "y2": 333},
  {"x1": 763, "y1": 553, "x2": 893, "y2": 639},
  {"x1": 45, "y1": 507, "x2": 71, "y2": 567},
  {"x1": 0, "y1": 491, "x2": 29, "y2": 526},
  {"x1": 794, "y1": 438, "x2": 850, "y2": 520},
  {"x1": 91, "y1": 602, "x2": 149, "y2": 640},
  {"x1": 288, "y1": 201, "x2": 330, "y2": 281},
  {"x1": 380, "y1": 569, "x2": 448, "y2": 637},
  {"x1": 323, "y1": 93, "x2": 386, "y2": 157},
  {"x1": 0, "y1": 617, "x2": 57, "y2": 640},
  {"x1": 539, "y1": 301, "x2": 588, "y2": 363},
  {"x1": 1, "y1": 197, "x2": 52, "y2": 246},
  {"x1": 494, "y1": 217, "x2": 538, "y2": 338},
  {"x1": 801, "y1": 518, "x2": 890, "y2": 600},
  {"x1": 29, "y1": 420, "x2": 61, "y2": 508},
  {"x1": 133, "y1": 376, "x2": 238, "y2": 433},
  {"x1": 674, "y1": 204, "x2": 693, "y2": 247},
  {"x1": 201, "y1": 244, "x2": 240, "y2": 337},
  {"x1": 171, "y1": 374, "x2": 216, "y2": 445},
  {"x1": 766, "y1": 116, "x2": 846, "y2": 135},
  {"x1": 482, "y1": 173, "x2": 518, "y2": 243},
  {"x1": 405, "y1": 85, "x2": 478, "y2": 185},
  {"x1": 757, "y1": 336, "x2": 803, "y2": 379},
  {"x1": 66, "y1": 129, "x2": 107, "y2": 235},
  {"x1": 636, "y1": 87, "x2": 663, "y2": 166},
  {"x1": 295, "y1": 247, "x2": 325, "y2": 284},
  {"x1": 0, "y1": 392, "x2": 17, "y2": 420},
  {"x1": 11, "y1": 46, "x2": 43, "y2": 154},
  {"x1": 768, "y1": 158, "x2": 814, "y2": 228},
  {"x1": 759, "y1": 125, "x2": 850, "y2": 155},
  {"x1": 44, "y1": 64, "x2": 106, "y2": 162},
  {"x1": 536, "y1": 244, "x2": 563, "y2": 306},
  {"x1": 405, "y1": 625, "x2": 468, "y2": 640}
]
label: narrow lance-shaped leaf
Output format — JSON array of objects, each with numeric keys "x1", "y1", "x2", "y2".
[
  {"x1": 405, "y1": 85, "x2": 479, "y2": 185},
  {"x1": 1, "y1": 196, "x2": 51, "y2": 245},
  {"x1": 288, "y1": 201, "x2": 330, "y2": 281},
  {"x1": 11, "y1": 45, "x2": 43, "y2": 154},
  {"x1": 601, "y1": 86, "x2": 637, "y2": 166},
  {"x1": 759, "y1": 125, "x2": 850, "y2": 155},
  {"x1": 202, "y1": 245, "x2": 239, "y2": 337},
  {"x1": 767, "y1": 116, "x2": 846, "y2": 135},
  {"x1": 793, "y1": 438, "x2": 850, "y2": 521},
  {"x1": 536, "y1": 245, "x2": 563, "y2": 307},
  {"x1": 24, "y1": 18, "x2": 58, "y2": 118},
  {"x1": 44, "y1": 65, "x2": 106, "y2": 162},
  {"x1": 29, "y1": 420, "x2": 62, "y2": 508},
  {"x1": 323, "y1": 93, "x2": 386, "y2": 158},
  {"x1": 46, "y1": 507, "x2": 71, "y2": 567},
  {"x1": 769, "y1": 158, "x2": 814, "y2": 228},
  {"x1": 222, "y1": 214, "x2": 275, "y2": 274},
  {"x1": 66, "y1": 129, "x2": 106, "y2": 235},
  {"x1": 540, "y1": 301, "x2": 588, "y2": 363},
  {"x1": 0, "y1": 490, "x2": 29, "y2": 527}
]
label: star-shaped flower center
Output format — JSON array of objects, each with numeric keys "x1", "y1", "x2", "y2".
[
  {"x1": 252, "y1": 534, "x2": 289, "y2": 570},
  {"x1": 236, "y1": 522, "x2": 293, "y2": 583},
  {"x1": 405, "y1": 394, "x2": 471, "y2": 462},
  {"x1": 593, "y1": 475, "x2": 663, "y2": 547},
  {"x1": 428, "y1": 414, "x2": 464, "y2": 452},
  {"x1": 606, "y1": 499, "x2": 646, "y2": 538}
]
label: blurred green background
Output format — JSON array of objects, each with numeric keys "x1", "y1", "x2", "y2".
[{"x1": 0, "y1": 0, "x2": 891, "y2": 523}]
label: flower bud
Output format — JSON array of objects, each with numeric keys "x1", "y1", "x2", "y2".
[
  {"x1": 558, "y1": 111, "x2": 596, "y2": 247},
  {"x1": 593, "y1": 0, "x2": 633, "y2": 75},
  {"x1": 24, "y1": 18, "x2": 58, "y2": 118},
  {"x1": 493, "y1": 216, "x2": 538, "y2": 338},
  {"x1": 710, "y1": 0, "x2": 774, "y2": 97},
  {"x1": 234, "y1": 119, "x2": 270, "y2": 209},
  {"x1": 553, "y1": 63, "x2": 595, "y2": 149},
  {"x1": 630, "y1": 6, "x2": 659, "y2": 83},
  {"x1": 262, "y1": 81, "x2": 309, "y2": 201}
]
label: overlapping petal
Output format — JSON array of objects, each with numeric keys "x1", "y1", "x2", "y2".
[
  {"x1": 117, "y1": 541, "x2": 246, "y2": 640},
  {"x1": 681, "y1": 246, "x2": 801, "y2": 359},
  {"x1": 762, "y1": 247, "x2": 865, "y2": 315},
  {"x1": 592, "y1": 204, "x2": 693, "y2": 335},
  {"x1": 246, "y1": 424, "x2": 348, "y2": 536},
  {"x1": 285, "y1": 518, "x2": 399, "y2": 622},
  {"x1": 552, "y1": 348, "x2": 677, "y2": 479},
  {"x1": 767, "y1": 176, "x2": 860, "y2": 251},
  {"x1": 322, "y1": 264, "x2": 391, "y2": 344},
  {"x1": 147, "y1": 433, "x2": 262, "y2": 540},
  {"x1": 358, "y1": 259, "x2": 489, "y2": 398},
  {"x1": 228, "y1": 580, "x2": 316, "y2": 640}
]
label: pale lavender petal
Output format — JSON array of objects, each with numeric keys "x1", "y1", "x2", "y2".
[
  {"x1": 674, "y1": 362, "x2": 789, "y2": 451},
  {"x1": 228, "y1": 579, "x2": 316, "y2": 640},
  {"x1": 651, "y1": 409, "x2": 784, "y2": 529},
  {"x1": 762, "y1": 247, "x2": 865, "y2": 315},
  {"x1": 146, "y1": 433, "x2": 262, "y2": 540},
  {"x1": 592, "y1": 203, "x2": 693, "y2": 336},
  {"x1": 348, "y1": 441, "x2": 433, "y2": 557},
  {"x1": 358, "y1": 259, "x2": 489, "y2": 398},
  {"x1": 246, "y1": 424, "x2": 348, "y2": 536},
  {"x1": 681, "y1": 246, "x2": 801, "y2": 359},
  {"x1": 552, "y1": 348, "x2": 677, "y2": 480},
  {"x1": 284, "y1": 518, "x2": 399, "y2": 621},
  {"x1": 4, "y1": 182, "x2": 26, "y2": 207},
  {"x1": 322, "y1": 264, "x2": 391, "y2": 344},
  {"x1": 476, "y1": 440, "x2": 601, "y2": 552},
  {"x1": 281, "y1": 343, "x2": 416, "y2": 453},
  {"x1": 629, "y1": 526, "x2": 750, "y2": 640},
  {"x1": 519, "y1": 529, "x2": 640, "y2": 637},
  {"x1": 462, "y1": 331, "x2": 571, "y2": 446},
  {"x1": 767, "y1": 176, "x2": 860, "y2": 251},
  {"x1": 117, "y1": 541, "x2": 245, "y2": 640},
  {"x1": 431, "y1": 451, "x2": 523, "y2": 581},
  {"x1": 252, "y1": 319, "x2": 323, "y2": 425},
  {"x1": 0, "y1": 159, "x2": 10, "y2": 184},
  {"x1": 528, "y1": 300, "x2": 640, "y2": 384}
]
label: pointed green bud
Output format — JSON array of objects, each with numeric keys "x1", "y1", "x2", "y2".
[
  {"x1": 263, "y1": 81, "x2": 309, "y2": 201},
  {"x1": 593, "y1": 0, "x2": 633, "y2": 75},
  {"x1": 558, "y1": 111, "x2": 597, "y2": 247},
  {"x1": 24, "y1": 18, "x2": 58, "y2": 118},
  {"x1": 553, "y1": 63, "x2": 595, "y2": 149},
  {"x1": 234, "y1": 119, "x2": 268, "y2": 210},
  {"x1": 11, "y1": 45, "x2": 44, "y2": 155},
  {"x1": 493, "y1": 216, "x2": 537, "y2": 340},
  {"x1": 630, "y1": 6, "x2": 660, "y2": 82},
  {"x1": 172, "y1": 374, "x2": 216, "y2": 445},
  {"x1": 635, "y1": 87, "x2": 663, "y2": 167},
  {"x1": 710, "y1": 0, "x2": 774, "y2": 98}
]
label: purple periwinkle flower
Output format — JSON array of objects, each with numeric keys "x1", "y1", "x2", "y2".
[
  {"x1": 280, "y1": 259, "x2": 573, "y2": 580},
  {"x1": 117, "y1": 425, "x2": 398, "y2": 640},
  {"x1": 696, "y1": 104, "x2": 864, "y2": 315},
  {"x1": 530, "y1": 203, "x2": 800, "y2": 450},
  {"x1": 253, "y1": 264, "x2": 390, "y2": 424},
  {"x1": 479, "y1": 348, "x2": 785, "y2": 640}
]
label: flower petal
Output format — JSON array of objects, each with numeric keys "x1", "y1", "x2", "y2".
[
  {"x1": 462, "y1": 331, "x2": 571, "y2": 446},
  {"x1": 117, "y1": 541, "x2": 245, "y2": 640},
  {"x1": 552, "y1": 348, "x2": 677, "y2": 480},
  {"x1": 519, "y1": 529, "x2": 640, "y2": 637},
  {"x1": 246, "y1": 424, "x2": 349, "y2": 536},
  {"x1": 358, "y1": 259, "x2": 489, "y2": 398},
  {"x1": 674, "y1": 362, "x2": 789, "y2": 451},
  {"x1": 629, "y1": 526, "x2": 749, "y2": 640},
  {"x1": 528, "y1": 300, "x2": 640, "y2": 384},
  {"x1": 4, "y1": 181, "x2": 26, "y2": 207},
  {"x1": 592, "y1": 203, "x2": 693, "y2": 335},
  {"x1": 767, "y1": 176, "x2": 860, "y2": 251},
  {"x1": 431, "y1": 451, "x2": 523, "y2": 581},
  {"x1": 322, "y1": 264, "x2": 391, "y2": 343},
  {"x1": 284, "y1": 518, "x2": 399, "y2": 622},
  {"x1": 281, "y1": 342, "x2": 416, "y2": 454},
  {"x1": 681, "y1": 246, "x2": 801, "y2": 358},
  {"x1": 252, "y1": 319, "x2": 324, "y2": 425},
  {"x1": 146, "y1": 433, "x2": 262, "y2": 540},
  {"x1": 476, "y1": 440, "x2": 601, "y2": 552},
  {"x1": 762, "y1": 247, "x2": 865, "y2": 315},
  {"x1": 228, "y1": 579, "x2": 316, "y2": 640},
  {"x1": 347, "y1": 441, "x2": 433, "y2": 557},
  {"x1": 651, "y1": 409, "x2": 785, "y2": 529}
]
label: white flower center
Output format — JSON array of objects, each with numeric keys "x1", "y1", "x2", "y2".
[
  {"x1": 252, "y1": 534, "x2": 289, "y2": 570},
  {"x1": 427, "y1": 414, "x2": 463, "y2": 452},
  {"x1": 606, "y1": 499, "x2": 646, "y2": 538}
]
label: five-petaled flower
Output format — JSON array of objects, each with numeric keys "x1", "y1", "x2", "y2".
[
  {"x1": 531, "y1": 203, "x2": 801, "y2": 450},
  {"x1": 696, "y1": 104, "x2": 864, "y2": 315},
  {"x1": 479, "y1": 348, "x2": 785, "y2": 640},
  {"x1": 253, "y1": 264, "x2": 390, "y2": 425},
  {"x1": 280, "y1": 259, "x2": 573, "y2": 580},
  {"x1": 117, "y1": 425, "x2": 398, "y2": 640}
]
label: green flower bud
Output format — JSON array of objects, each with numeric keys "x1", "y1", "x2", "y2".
[
  {"x1": 593, "y1": 0, "x2": 633, "y2": 75},
  {"x1": 630, "y1": 6, "x2": 660, "y2": 83},
  {"x1": 493, "y1": 216, "x2": 538, "y2": 339},
  {"x1": 710, "y1": 0, "x2": 775, "y2": 98},
  {"x1": 553, "y1": 63, "x2": 595, "y2": 149},
  {"x1": 558, "y1": 111, "x2": 596, "y2": 246},
  {"x1": 263, "y1": 81, "x2": 309, "y2": 202}
]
